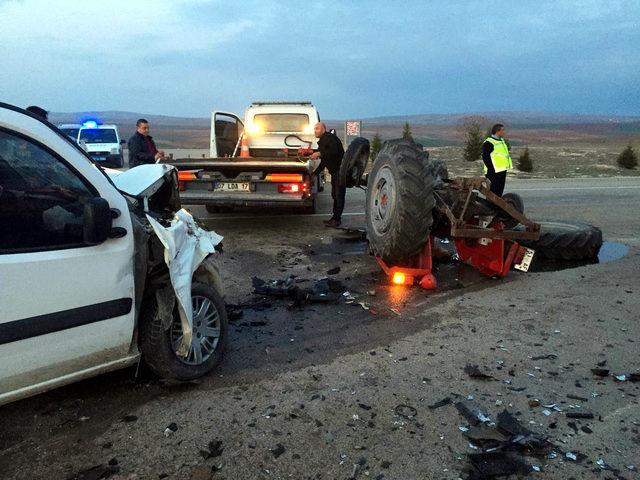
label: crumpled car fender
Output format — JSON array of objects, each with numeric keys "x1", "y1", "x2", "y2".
[{"x1": 193, "y1": 256, "x2": 224, "y2": 300}]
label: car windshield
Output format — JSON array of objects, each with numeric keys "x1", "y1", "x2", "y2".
[
  {"x1": 79, "y1": 128, "x2": 117, "y2": 144},
  {"x1": 252, "y1": 114, "x2": 310, "y2": 133},
  {"x1": 60, "y1": 128, "x2": 80, "y2": 140}
]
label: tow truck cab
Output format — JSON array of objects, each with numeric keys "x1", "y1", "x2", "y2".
[{"x1": 169, "y1": 101, "x2": 323, "y2": 213}]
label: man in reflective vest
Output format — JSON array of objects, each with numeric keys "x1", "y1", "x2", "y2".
[{"x1": 482, "y1": 123, "x2": 512, "y2": 196}]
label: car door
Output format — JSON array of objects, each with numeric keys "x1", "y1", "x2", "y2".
[
  {"x1": 0, "y1": 114, "x2": 136, "y2": 404},
  {"x1": 209, "y1": 112, "x2": 243, "y2": 157}
]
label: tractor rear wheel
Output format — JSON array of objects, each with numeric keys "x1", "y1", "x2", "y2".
[
  {"x1": 517, "y1": 221, "x2": 603, "y2": 260},
  {"x1": 366, "y1": 140, "x2": 435, "y2": 264}
]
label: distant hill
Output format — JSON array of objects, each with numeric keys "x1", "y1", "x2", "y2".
[{"x1": 48, "y1": 110, "x2": 640, "y2": 149}]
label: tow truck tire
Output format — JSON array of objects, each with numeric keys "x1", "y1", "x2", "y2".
[
  {"x1": 366, "y1": 140, "x2": 435, "y2": 264},
  {"x1": 518, "y1": 221, "x2": 603, "y2": 260},
  {"x1": 339, "y1": 137, "x2": 370, "y2": 188},
  {"x1": 139, "y1": 282, "x2": 228, "y2": 381}
]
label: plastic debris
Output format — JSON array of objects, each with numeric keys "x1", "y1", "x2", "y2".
[
  {"x1": 455, "y1": 401, "x2": 491, "y2": 426},
  {"x1": 164, "y1": 422, "x2": 178, "y2": 437},
  {"x1": 566, "y1": 452, "x2": 577, "y2": 461}
]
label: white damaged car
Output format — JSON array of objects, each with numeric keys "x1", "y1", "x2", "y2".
[{"x1": 0, "y1": 103, "x2": 228, "y2": 406}]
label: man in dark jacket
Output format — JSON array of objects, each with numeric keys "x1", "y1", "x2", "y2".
[
  {"x1": 128, "y1": 118, "x2": 164, "y2": 168},
  {"x1": 311, "y1": 122, "x2": 345, "y2": 227}
]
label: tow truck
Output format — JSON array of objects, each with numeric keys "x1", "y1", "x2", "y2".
[{"x1": 166, "y1": 101, "x2": 323, "y2": 213}]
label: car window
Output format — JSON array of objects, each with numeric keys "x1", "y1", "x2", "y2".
[
  {"x1": 79, "y1": 128, "x2": 117, "y2": 144},
  {"x1": 0, "y1": 129, "x2": 95, "y2": 253},
  {"x1": 60, "y1": 128, "x2": 80, "y2": 141}
]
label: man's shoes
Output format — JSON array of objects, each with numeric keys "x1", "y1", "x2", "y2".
[
  {"x1": 322, "y1": 218, "x2": 334, "y2": 225},
  {"x1": 324, "y1": 218, "x2": 341, "y2": 228}
]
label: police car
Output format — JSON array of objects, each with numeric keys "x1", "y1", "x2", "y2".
[{"x1": 58, "y1": 120, "x2": 126, "y2": 168}]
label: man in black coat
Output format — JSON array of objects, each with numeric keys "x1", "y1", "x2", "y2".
[
  {"x1": 128, "y1": 118, "x2": 164, "y2": 168},
  {"x1": 311, "y1": 122, "x2": 345, "y2": 227}
]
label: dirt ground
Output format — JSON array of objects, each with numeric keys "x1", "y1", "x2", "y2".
[
  {"x1": 1, "y1": 180, "x2": 639, "y2": 480},
  {"x1": 428, "y1": 145, "x2": 640, "y2": 179}
]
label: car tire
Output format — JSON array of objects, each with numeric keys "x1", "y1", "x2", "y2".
[
  {"x1": 517, "y1": 221, "x2": 603, "y2": 260},
  {"x1": 366, "y1": 140, "x2": 435, "y2": 265},
  {"x1": 339, "y1": 137, "x2": 370, "y2": 188},
  {"x1": 139, "y1": 281, "x2": 228, "y2": 381}
]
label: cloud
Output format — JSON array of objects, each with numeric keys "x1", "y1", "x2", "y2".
[{"x1": 1, "y1": 0, "x2": 638, "y2": 117}]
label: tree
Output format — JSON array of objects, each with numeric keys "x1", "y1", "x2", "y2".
[
  {"x1": 370, "y1": 132, "x2": 383, "y2": 161},
  {"x1": 402, "y1": 122, "x2": 413, "y2": 141},
  {"x1": 617, "y1": 145, "x2": 638, "y2": 169},
  {"x1": 518, "y1": 147, "x2": 533, "y2": 172},
  {"x1": 459, "y1": 116, "x2": 488, "y2": 162}
]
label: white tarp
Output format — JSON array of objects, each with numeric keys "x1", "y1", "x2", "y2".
[{"x1": 146, "y1": 209, "x2": 223, "y2": 358}]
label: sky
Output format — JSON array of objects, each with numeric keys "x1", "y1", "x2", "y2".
[{"x1": 1, "y1": 0, "x2": 639, "y2": 118}]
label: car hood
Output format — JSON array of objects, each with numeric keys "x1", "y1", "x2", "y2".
[{"x1": 109, "y1": 164, "x2": 181, "y2": 214}]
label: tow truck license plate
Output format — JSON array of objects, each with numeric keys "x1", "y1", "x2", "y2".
[
  {"x1": 514, "y1": 248, "x2": 535, "y2": 272},
  {"x1": 215, "y1": 182, "x2": 250, "y2": 192}
]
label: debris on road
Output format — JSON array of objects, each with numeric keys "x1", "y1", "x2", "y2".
[
  {"x1": 271, "y1": 443, "x2": 286, "y2": 458},
  {"x1": 428, "y1": 397, "x2": 452, "y2": 410},
  {"x1": 326, "y1": 266, "x2": 341, "y2": 275},
  {"x1": 590, "y1": 368, "x2": 609, "y2": 377},
  {"x1": 395, "y1": 404, "x2": 417, "y2": 419},
  {"x1": 467, "y1": 452, "x2": 530, "y2": 478},
  {"x1": 566, "y1": 412, "x2": 594, "y2": 419},
  {"x1": 200, "y1": 439, "x2": 224, "y2": 459},
  {"x1": 464, "y1": 364, "x2": 494, "y2": 380},
  {"x1": 164, "y1": 422, "x2": 178, "y2": 437},
  {"x1": 252, "y1": 276, "x2": 345, "y2": 305}
]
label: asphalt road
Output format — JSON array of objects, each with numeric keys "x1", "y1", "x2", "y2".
[{"x1": 1, "y1": 176, "x2": 639, "y2": 480}]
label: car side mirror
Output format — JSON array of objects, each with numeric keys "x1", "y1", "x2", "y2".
[
  {"x1": 83, "y1": 197, "x2": 112, "y2": 244},
  {"x1": 120, "y1": 139, "x2": 127, "y2": 145}
]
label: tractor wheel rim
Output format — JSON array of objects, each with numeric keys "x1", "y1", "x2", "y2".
[
  {"x1": 371, "y1": 166, "x2": 396, "y2": 236},
  {"x1": 170, "y1": 295, "x2": 220, "y2": 365}
]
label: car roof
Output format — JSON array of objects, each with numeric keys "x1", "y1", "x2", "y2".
[
  {"x1": 58, "y1": 123, "x2": 82, "y2": 128},
  {"x1": 79, "y1": 124, "x2": 118, "y2": 129}
]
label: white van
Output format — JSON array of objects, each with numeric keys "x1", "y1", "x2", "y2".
[{"x1": 1, "y1": 103, "x2": 228, "y2": 406}]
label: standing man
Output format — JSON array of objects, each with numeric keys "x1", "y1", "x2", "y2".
[
  {"x1": 482, "y1": 123, "x2": 512, "y2": 196},
  {"x1": 311, "y1": 122, "x2": 345, "y2": 227},
  {"x1": 128, "y1": 118, "x2": 165, "y2": 168}
]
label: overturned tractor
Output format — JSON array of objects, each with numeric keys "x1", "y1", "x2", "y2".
[{"x1": 339, "y1": 138, "x2": 603, "y2": 288}]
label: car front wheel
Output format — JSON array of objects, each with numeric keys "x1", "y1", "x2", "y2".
[{"x1": 139, "y1": 282, "x2": 228, "y2": 381}]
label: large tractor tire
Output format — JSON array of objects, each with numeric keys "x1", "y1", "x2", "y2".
[
  {"x1": 426, "y1": 159, "x2": 448, "y2": 187},
  {"x1": 339, "y1": 137, "x2": 370, "y2": 188},
  {"x1": 517, "y1": 221, "x2": 603, "y2": 260},
  {"x1": 366, "y1": 140, "x2": 435, "y2": 265}
]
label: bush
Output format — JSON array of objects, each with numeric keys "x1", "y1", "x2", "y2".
[
  {"x1": 518, "y1": 147, "x2": 533, "y2": 172},
  {"x1": 459, "y1": 116, "x2": 488, "y2": 162},
  {"x1": 402, "y1": 122, "x2": 413, "y2": 142},
  {"x1": 617, "y1": 145, "x2": 638, "y2": 169},
  {"x1": 370, "y1": 133, "x2": 383, "y2": 161}
]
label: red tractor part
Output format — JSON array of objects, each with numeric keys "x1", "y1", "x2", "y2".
[
  {"x1": 454, "y1": 222, "x2": 531, "y2": 278},
  {"x1": 376, "y1": 237, "x2": 437, "y2": 290}
]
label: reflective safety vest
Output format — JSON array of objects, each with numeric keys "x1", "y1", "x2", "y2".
[{"x1": 484, "y1": 136, "x2": 513, "y2": 173}]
